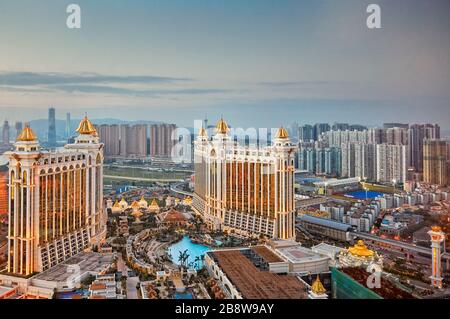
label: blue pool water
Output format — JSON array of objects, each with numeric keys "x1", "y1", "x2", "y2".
[
  {"x1": 345, "y1": 190, "x2": 385, "y2": 199},
  {"x1": 168, "y1": 236, "x2": 210, "y2": 269},
  {"x1": 174, "y1": 292, "x2": 194, "y2": 299}
]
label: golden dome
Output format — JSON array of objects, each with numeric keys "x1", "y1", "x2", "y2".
[
  {"x1": 150, "y1": 199, "x2": 159, "y2": 207},
  {"x1": 76, "y1": 116, "x2": 97, "y2": 135},
  {"x1": 275, "y1": 126, "x2": 289, "y2": 139},
  {"x1": 311, "y1": 275, "x2": 327, "y2": 295},
  {"x1": 431, "y1": 225, "x2": 442, "y2": 232},
  {"x1": 17, "y1": 124, "x2": 38, "y2": 142},
  {"x1": 119, "y1": 198, "x2": 127, "y2": 205},
  {"x1": 131, "y1": 200, "x2": 139, "y2": 208},
  {"x1": 113, "y1": 199, "x2": 120, "y2": 208},
  {"x1": 132, "y1": 209, "x2": 143, "y2": 218},
  {"x1": 139, "y1": 196, "x2": 147, "y2": 203},
  {"x1": 348, "y1": 240, "x2": 374, "y2": 257},
  {"x1": 215, "y1": 118, "x2": 229, "y2": 134},
  {"x1": 199, "y1": 127, "x2": 208, "y2": 137}
]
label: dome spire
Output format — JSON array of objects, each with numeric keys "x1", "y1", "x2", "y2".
[
  {"x1": 76, "y1": 115, "x2": 97, "y2": 135},
  {"x1": 199, "y1": 126, "x2": 208, "y2": 137},
  {"x1": 275, "y1": 126, "x2": 289, "y2": 139},
  {"x1": 311, "y1": 275, "x2": 327, "y2": 295},
  {"x1": 215, "y1": 118, "x2": 229, "y2": 135},
  {"x1": 16, "y1": 123, "x2": 38, "y2": 142}
]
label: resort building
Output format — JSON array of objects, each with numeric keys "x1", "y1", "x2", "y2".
[
  {"x1": 193, "y1": 119, "x2": 297, "y2": 240},
  {"x1": 3, "y1": 116, "x2": 106, "y2": 276},
  {"x1": 205, "y1": 240, "x2": 332, "y2": 299},
  {"x1": 157, "y1": 208, "x2": 189, "y2": 227},
  {"x1": 337, "y1": 240, "x2": 383, "y2": 269}
]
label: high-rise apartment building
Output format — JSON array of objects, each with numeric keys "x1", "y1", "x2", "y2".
[
  {"x1": 5, "y1": 117, "x2": 106, "y2": 276},
  {"x1": 150, "y1": 123, "x2": 177, "y2": 157},
  {"x1": 118, "y1": 124, "x2": 148, "y2": 158},
  {"x1": 322, "y1": 130, "x2": 370, "y2": 147},
  {"x1": 423, "y1": 139, "x2": 448, "y2": 186},
  {"x1": 376, "y1": 144, "x2": 408, "y2": 183},
  {"x1": 341, "y1": 143, "x2": 355, "y2": 178},
  {"x1": 297, "y1": 142, "x2": 316, "y2": 173},
  {"x1": 408, "y1": 124, "x2": 440, "y2": 173},
  {"x1": 385, "y1": 127, "x2": 408, "y2": 145},
  {"x1": 383, "y1": 123, "x2": 409, "y2": 129},
  {"x1": 47, "y1": 107, "x2": 57, "y2": 147},
  {"x1": 298, "y1": 125, "x2": 314, "y2": 142},
  {"x1": 65, "y1": 112, "x2": 71, "y2": 139},
  {"x1": 2, "y1": 120, "x2": 10, "y2": 145},
  {"x1": 96, "y1": 124, "x2": 120, "y2": 157},
  {"x1": 193, "y1": 119, "x2": 297, "y2": 240},
  {"x1": 298, "y1": 143, "x2": 341, "y2": 176},
  {"x1": 14, "y1": 122, "x2": 23, "y2": 140},
  {"x1": 313, "y1": 123, "x2": 330, "y2": 141},
  {"x1": 354, "y1": 143, "x2": 377, "y2": 181}
]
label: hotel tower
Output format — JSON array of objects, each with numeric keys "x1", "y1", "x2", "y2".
[
  {"x1": 193, "y1": 119, "x2": 297, "y2": 240},
  {"x1": 5, "y1": 116, "x2": 106, "y2": 276}
]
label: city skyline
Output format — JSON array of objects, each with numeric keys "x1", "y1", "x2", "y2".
[
  {"x1": 1, "y1": 1, "x2": 450, "y2": 302},
  {"x1": 0, "y1": 0, "x2": 449, "y2": 128}
]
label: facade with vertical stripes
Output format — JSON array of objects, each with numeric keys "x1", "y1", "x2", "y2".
[
  {"x1": 5, "y1": 117, "x2": 106, "y2": 277},
  {"x1": 193, "y1": 119, "x2": 297, "y2": 240}
]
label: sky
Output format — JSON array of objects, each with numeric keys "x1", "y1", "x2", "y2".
[{"x1": 0, "y1": 0, "x2": 449, "y2": 129}]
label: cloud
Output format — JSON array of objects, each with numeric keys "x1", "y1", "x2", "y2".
[
  {"x1": 0, "y1": 71, "x2": 233, "y2": 97},
  {"x1": 0, "y1": 71, "x2": 191, "y2": 86},
  {"x1": 257, "y1": 80, "x2": 347, "y2": 87},
  {"x1": 49, "y1": 84, "x2": 231, "y2": 96}
]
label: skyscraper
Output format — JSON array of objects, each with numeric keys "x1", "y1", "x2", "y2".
[
  {"x1": 65, "y1": 112, "x2": 71, "y2": 139},
  {"x1": 313, "y1": 123, "x2": 330, "y2": 141},
  {"x1": 5, "y1": 117, "x2": 105, "y2": 276},
  {"x1": 14, "y1": 122, "x2": 23, "y2": 140},
  {"x1": 423, "y1": 139, "x2": 448, "y2": 186},
  {"x1": 117, "y1": 124, "x2": 148, "y2": 158},
  {"x1": 376, "y1": 144, "x2": 408, "y2": 183},
  {"x1": 97, "y1": 124, "x2": 120, "y2": 157},
  {"x1": 150, "y1": 123, "x2": 177, "y2": 158},
  {"x1": 47, "y1": 107, "x2": 56, "y2": 147},
  {"x1": 408, "y1": 124, "x2": 440, "y2": 173},
  {"x1": 298, "y1": 124, "x2": 314, "y2": 142},
  {"x1": 193, "y1": 119, "x2": 297, "y2": 240},
  {"x1": 2, "y1": 120, "x2": 10, "y2": 145}
]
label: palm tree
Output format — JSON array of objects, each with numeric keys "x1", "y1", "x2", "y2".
[{"x1": 194, "y1": 256, "x2": 200, "y2": 269}]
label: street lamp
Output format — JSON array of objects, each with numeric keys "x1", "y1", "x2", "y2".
[{"x1": 392, "y1": 179, "x2": 397, "y2": 193}]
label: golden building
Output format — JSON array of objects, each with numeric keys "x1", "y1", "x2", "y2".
[
  {"x1": 423, "y1": 139, "x2": 449, "y2": 186},
  {"x1": 148, "y1": 198, "x2": 160, "y2": 213},
  {"x1": 5, "y1": 117, "x2": 106, "y2": 276},
  {"x1": 338, "y1": 240, "x2": 382, "y2": 268},
  {"x1": 193, "y1": 119, "x2": 297, "y2": 240},
  {"x1": 0, "y1": 169, "x2": 8, "y2": 216}
]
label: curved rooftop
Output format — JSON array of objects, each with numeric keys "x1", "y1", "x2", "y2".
[{"x1": 297, "y1": 214, "x2": 354, "y2": 232}]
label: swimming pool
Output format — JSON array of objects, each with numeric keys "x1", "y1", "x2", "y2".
[
  {"x1": 168, "y1": 236, "x2": 210, "y2": 269},
  {"x1": 174, "y1": 292, "x2": 194, "y2": 299},
  {"x1": 345, "y1": 190, "x2": 385, "y2": 199}
]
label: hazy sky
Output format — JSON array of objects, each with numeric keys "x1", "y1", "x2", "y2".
[{"x1": 0, "y1": 0, "x2": 449, "y2": 128}]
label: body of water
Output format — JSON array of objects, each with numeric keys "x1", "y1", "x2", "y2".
[
  {"x1": 345, "y1": 190, "x2": 385, "y2": 199},
  {"x1": 168, "y1": 236, "x2": 210, "y2": 269},
  {"x1": 174, "y1": 292, "x2": 194, "y2": 299}
]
